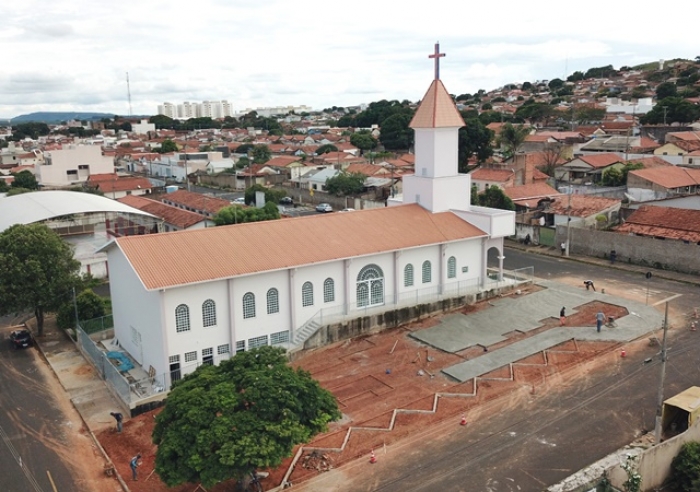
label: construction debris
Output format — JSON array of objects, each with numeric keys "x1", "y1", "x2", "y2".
[{"x1": 301, "y1": 450, "x2": 334, "y2": 473}]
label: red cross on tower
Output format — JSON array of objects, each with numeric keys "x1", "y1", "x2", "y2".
[{"x1": 429, "y1": 42, "x2": 445, "y2": 80}]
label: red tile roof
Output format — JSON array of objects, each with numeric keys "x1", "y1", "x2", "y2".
[
  {"x1": 628, "y1": 167, "x2": 700, "y2": 189},
  {"x1": 545, "y1": 194, "x2": 620, "y2": 218},
  {"x1": 117, "y1": 195, "x2": 208, "y2": 229},
  {"x1": 469, "y1": 168, "x2": 514, "y2": 182},
  {"x1": 410, "y1": 80, "x2": 465, "y2": 128},
  {"x1": 624, "y1": 156, "x2": 671, "y2": 168},
  {"x1": 503, "y1": 182, "x2": 561, "y2": 201},
  {"x1": 88, "y1": 175, "x2": 152, "y2": 193},
  {"x1": 110, "y1": 204, "x2": 487, "y2": 290},
  {"x1": 615, "y1": 206, "x2": 700, "y2": 241},
  {"x1": 266, "y1": 156, "x2": 303, "y2": 167},
  {"x1": 160, "y1": 189, "x2": 231, "y2": 215},
  {"x1": 578, "y1": 153, "x2": 623, "y2": 168}
]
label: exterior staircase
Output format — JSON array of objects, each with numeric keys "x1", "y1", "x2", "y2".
[{"x1": 292, "y1": 319, "x2": 321, "y2": 346}]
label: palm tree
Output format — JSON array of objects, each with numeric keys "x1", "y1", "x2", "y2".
[{"x1": 497, "y1": 123, "x2": 531, "y2": 159}]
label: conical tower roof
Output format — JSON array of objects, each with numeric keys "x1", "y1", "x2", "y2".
[{"x1": 409, "y1": 79, "x2": 465, "y2": 129}]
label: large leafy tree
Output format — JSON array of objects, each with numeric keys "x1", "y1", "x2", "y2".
[
  {"x1": 669, "y1": 441, "x2": 700, "y2": 492},
  {"x1": 213, "y1": 202, "x2": 280, "y2": 225},
  {"x1": 498, "y1": 123, "x2": 530, "y2": 159},
  {"x1": 251, "y1": 144, "x2": 271, "y2": 164},
  {"x1": 152, "y1": 346, "x2": 341, "y2": 488},
  {"x1": 157, "y1": 138, "x2": 178, "y2": 154},
  {"x1": 458, "y1": 118, "x2": 494, "y2": 171},
  {"x1": 325, "y1": 171, "x2": 366, "y2": 196},
  {"x1": 0, "y1": 224, "x2": 81, "y2": 335},
  {"x1": 477, "y1": 185, "x2": 515, "y2": 211},
  {"x1": 56, "y1": 288, "x2": 107, "y2": 329},
  {"x1": 12, "y1": 170, "x2": 39, "y2": 190},
  {"x1": 350, "y1": 131, "x2": 378, "y2": 152},
  {"x1": 243, "y1": 184, "x2": 287, "y2": 205},
  {"x1": 379, "y1": 113, "x2": 413, "y2": 151},
  {"x1": 640, "y1": 96, "x2": 700, "y2": 124},
  {"x1": 655, "y1": 81, "x2": 677, "y2": 100}
]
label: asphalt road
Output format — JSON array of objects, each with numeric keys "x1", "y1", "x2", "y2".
[
  {"x1": 315, "y1": 249, "x2": 700, "y2": 492},
  {"x1": 0, "y1": 321, "x2": 80, "y2": 492}
]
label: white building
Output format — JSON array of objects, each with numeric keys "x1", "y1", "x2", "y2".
[
  {"x1": 102, "y1": 53, "x2": 515, "y2": 389},
  {"x1": 131, "y1": 119, "x2": 156, "y2": 135},
  {"x1": 37, "y1": 145, "x2": 114, "y2": 187},
  {"x1": 157, "y1": 103, "x2": 177, "y2": 119},
  {"x1": 158, "y1": 100, "x2": 234, "y2": 120}
]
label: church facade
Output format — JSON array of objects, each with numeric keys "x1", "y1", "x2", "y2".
[{"x1": 101, "y1": 46, "x2": 515, "y2": 388}]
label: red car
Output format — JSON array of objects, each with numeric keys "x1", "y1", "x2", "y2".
[{"x1": 9, "y1": 328, "x2": 32, "y2": 349}]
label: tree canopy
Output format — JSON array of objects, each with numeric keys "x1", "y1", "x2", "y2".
[
  {"x1": 0, "y1": 224, "x2": 81, "y2": 335},
  {"x1": 251, "y1": 144, "x2": 271, "y2": 164},
  {"x1": 458, "y1": 118, "x2": 493, "y2": 171},
  {"x1": 640, "y1": 96, "x2": 700, "y2": 124},
  {"x1": 325, "y1": 171, "x2": 366, "y2": 196},
  {"x1": 655, "y1": 82, "x2": 677, "y2": 100},
  {"x1": 56, "y1": 288, "x2": 107, "y2": 329},
  {"x1": 213, "y1": 201, "x2": 280, "y2": 225},
  {"x1": 315, "y1": 144, "x2": 338, "y2": 155},
  {"x1": 497, "y1": 123, "x2": 530, "y2": 159},
  {"x1": 12, "y1": 170, "x2": 39, "y2": 190},
  {"x1": 350, "y1": 131, "x2": 378, "y2": 152},
  {"x1": 152, "y1": 346, "x2": 340, "y2": 488},
  {"x1": 156, "y1": 138, "x2": 178, "y2": 154},
  {"x1": 243, "y1": 184, "x2": 287, "y2": 205},
  {"x1": 476, "y1": 185, "x2": 515, "y2": 211},
  {"x1": 379, "y1": 113, "x2": 413, "y2": 151}
]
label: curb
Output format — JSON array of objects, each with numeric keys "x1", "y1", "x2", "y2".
[{"x1": 29, "y1": 322, "x2": 131, "y2": 492}]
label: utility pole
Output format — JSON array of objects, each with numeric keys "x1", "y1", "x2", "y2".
[
  {"x1": 663, "y1": 106, "x2": 668, "y2": 126},
  {"x1": 565, "y1": 188, "x2": 572, "y2": 257},
  {"x1": 654, "y1": 301, "x2": 670, "y2": 444}
]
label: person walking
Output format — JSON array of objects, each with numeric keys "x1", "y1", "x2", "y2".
[
  {"x1": 560, "y1": 307, "x2": 566, "y2": 326},
  {"x1": 560, "y1": 242, "x2": 566, "y2": 256},
  {"x1": 584, "y1": 280, "x2": 596, "y2": 292},
  {"x1": 110, "y1": 412, "x2": 123, "y2": 433},
  {"x1": 130, "y1": 454, "x2": 141, "y2": 481},
  {"x1": 596, "y1": 311, "x2": 605, "y2": 333}
]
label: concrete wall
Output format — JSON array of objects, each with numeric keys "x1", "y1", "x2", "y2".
[{"x1": 556, "y1": 226, "x2": 700, "y2": 274}]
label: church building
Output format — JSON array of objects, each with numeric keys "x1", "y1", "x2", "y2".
[{"x1": 100, "y1": 45, "x2": 515, "y2": 388}]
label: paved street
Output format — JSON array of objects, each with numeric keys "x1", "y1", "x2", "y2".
[{"x1": 0, "y1": 323, "x2": 80, "y2": 492}]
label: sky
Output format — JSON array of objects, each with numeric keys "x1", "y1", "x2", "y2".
[{"x1": 3, "y1": 0, "x2": 698, "y2": 119}]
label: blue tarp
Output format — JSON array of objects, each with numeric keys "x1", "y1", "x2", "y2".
[{"x1": 107, "y1": 351, "x2": 134, "y2": 372}]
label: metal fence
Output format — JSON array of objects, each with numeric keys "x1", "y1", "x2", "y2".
[
  {"x1": 80, "y1": 314, "x2": 114, "y2": 334},
  {"x1": 76, "y1": 323, "x2": 131, "y2": 405}
]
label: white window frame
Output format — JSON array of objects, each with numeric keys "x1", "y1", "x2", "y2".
[
  {"x1": 323, "y1": 278, "x2": 335, "y2": 303},
  {"x1": 404, "y1": 264, "x2": 414, "y2": 287},
  {"x1": 175, "y1": 304, "x2": 190, "y2": 332},
  {"x1": 217, "y1": 344, "x2": 230, "y2": 355},
  {"x1": 302, "y1": 282, "x2": 314, "y2": 307},
  {"x1": 267, "y1": 288, "x2": 279, "y2": 314},
  {"x1": 447, "y1": 256, "x2": 457, "y2": 279},
  {"x1": 202, "y1": 299, "x2": 217, "y2": 327},
  {"x1": 422, "y1": 260, "x2": 432, "y2": 284},
  {"x1": 184, "y1": 351, "x2": 197, "y2": 363},
  {"x1": 242, "y1": 292, "x2": 256, "y2": 319}
]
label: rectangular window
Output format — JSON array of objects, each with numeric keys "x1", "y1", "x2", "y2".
[
  {"x1": 202, "y1": 347, "x2": 213, "y2": 357},
  {"x1": 168, "y1": 355, "x2": 180, "y2": 364},
  {"x1": 217, "y1": 344, "x2": 230, "y2": 355},
  {"x1": 248, "y1": 335, "x2": 269, "y2": 349},
  {"x1": 235, "y1": 340, "x2": 245, "y2": 353},
  {"x1": 130, "y1": 326, "x2": 141, "y2": 345},
  {"x1": 184, "y1": 351, "x2": 197, "y2": 363},
  {"x1": 270, "y1": 330, "x2": 290, "y2": 345},
  {"x1": 202, "y1": 347, "x2": 213, "y2": 366}
]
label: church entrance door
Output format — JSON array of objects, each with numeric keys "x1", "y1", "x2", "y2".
[{"x1": 357, "y1": 264, "x2": 384, "y2": 308}]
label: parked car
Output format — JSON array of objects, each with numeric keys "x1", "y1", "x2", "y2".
[
  {"x1": 232, "y1": 197, "x2": 246, "y2": 205},
  {"x1": 316, "y1": 203, "x2": 333, "y2": 213},
  {"x1": 279, "y1": 196, "x2": 293, "y2": 205},
  {"x1": 9, "y1": 328, "x2": 32, "y2": 349}
]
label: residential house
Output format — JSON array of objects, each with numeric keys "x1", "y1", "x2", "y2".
[
  {"x1": 88, "y1": 173, "x2": 153, "y2": 200},
  {"x1": 469, "y1": 168, "x2": 515, "y2": 192},
  {"x1": 627, "y1": 167, "x2": 700, "y2": 201},
  {"x1": 541, "y1": 194, "x2": 621, "y2": 228},
  {"x1": 503, "y1": 182, "x2": 562, "y2": 212},
  {"x1": 615, "y1": 206, "x2": 700, "y2": 243},
  {"x1": 118, "y1": 195, "x2": 214, "y2": 232},
  {"x1": 682, "y1": 150, "x2": 700, "y2": 167},
  {"x1": 654, "y1": 140, "x2": 700, "y2": 157},
  {"x1": 37, "y1": 145, "x2": 114, "y2": 187},
  {"x1": 265, "y1": 155, "x2": 306, "y2": 180},
  {"x1": 160, "y1": 189, "x2": 232, "y2": 218},
  {"x1": 556, "y1": 153, "x2": 624, "y2": 184},
  {"x1": 577, "y1": 135, "x2": 640, "y2": 153}
]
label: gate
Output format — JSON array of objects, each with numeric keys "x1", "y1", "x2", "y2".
[{"x1": 539, "y1": 227, "x2": 555, "y2": 247}]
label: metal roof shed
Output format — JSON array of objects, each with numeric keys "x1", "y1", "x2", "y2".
[{"x1": 662, "y1": 386, "x2": 700, "y2": 436}]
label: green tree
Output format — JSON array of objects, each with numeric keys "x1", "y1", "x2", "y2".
[
  {"x1": 640, "y1": 97, "x2": 700, "y2": 124},
  {"x1": 497, "y1": 123, "x2": 530, "y2": 159},
  {"x1": 243, "y1": 184, "x2": 287, "y2": 206},
  {"x1": 458, "y1": 118, "x2": 494, "y2": 171},
  {"x1": 350, "y1": 131, "x2": 378, "y2": 152},
  {"x1": 11, "y1": 170, "x2": 39, "y2": 190},
  {"x1": 379, "y1": 113, "x2": 413, "y2": 151},
  {"x1": 324, "y1": 171, "x2": 366, "y2": 196},
  {"x1": 481, "y1": 102, "x2": 493, "y2": 111},
  {"x1": 315, "y1": 144, "x2": 338, "y2": 155},
  {"x1": 574, "y1": 106, "x2": 606, "y2": 124},
  {"x1": 11, "y1": 122, "x2": 50, "y2": 140},
  {"x1": 567, "y1": 71, "x2": 585, "y2": 82},
  {"x1": 152, "y1": 346, "x2": 341, "y2": 488},
  {"x1": 670, "y1": 441, "x2": 700, "y2": 492},
  {"x1": 213, "y1": 202, "x2": 280, "y2": 225},
  {"x1": 158, "y1": 139, "x2": 178, "y2": 153},
  {"x1": 521, "y1": 81, "x2": 533, "y2": 90},
  {"x1": 515, "y1": 101, "x2": 555, "y2": 125},
  {"x1": 0, "y1": 224, "x2": 81, "y2": 335},
  {"x1": 477, "y1": 185, "x2": 515, "y2": 210},
  {"x1": 0, "y1": 180, "x2": 8, "y2": 192},
  {"x1": 6, "y1": 187, "x2": 33, "y2": 196},
  {"x1": 470, "y1": 184, "x2": 479, "y2": 205},
  {"x1": 601, "y1": 167, "x2": 624, "y2": 186},
  {"x1": 56, "y1": 289, "x2": 107, "y2": 329},
  {"x1": 251, "y1": 144, "x2": 271, "y2": 164},
  {"x1": 548, "y1": 78, "x2": 564, "y2": 90},
  {"x1": 655, "y1": 81, "x2": 677, "y2": 100},
  {"x1": 149, "y1": 115, "x2": 180, "y2": 130}
]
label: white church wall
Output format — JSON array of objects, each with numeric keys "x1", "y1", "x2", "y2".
[
  {"x1": 231, "y1": 269, "x2": 292, "y2": 346},
  {"x1": 292, "y1": 260, "x2": 346, "y2": 327},
  {"x1": 163, "y1": 280, "x2": 231, "y2": 377},
  {"x1": 347, "y1": 252, "x2": 395, "y2": 299},
  {"x1": 413, "y1": 128, "x2": 458, "y2": 178},
  {"x1": 107, "y1": 248, "x2": 165, "y2": 376},
  {"x1": 397, "y1": 245, "x2": 441, "y2": 293},
  {"x1": 442, "y1": 239, "x2": 483, "y2": 285}
]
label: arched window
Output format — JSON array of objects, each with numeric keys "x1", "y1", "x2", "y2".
[
  {"x1": 302, "y1": 282, "x2": 314, "y2": 307},
  {"x1": 422, "y1": 260, "x2": 432, "y2": 284},
  {"x1": 357, "y1": 264, "x2": 384, "y2": 307},
  {"x1": 447, "y1": 256, "x2": 457, "y2": 279},
  {"x1": 323, "y1": 278, "x2": 335, "y2": 303},
  {"x1": 404, "y1": 264, "x2": 414, "y2": 287},
  {"x1": 267, "y1": 288, "x2": 279, "y2": 314},
  {"x1": 242, "y1": 292, "x2": 256, "y2": 319},
  {"x1": 175, "y1": 304, "x2": 190, "y2": 332},
  {"x1": 202, "y1": 299, "x2": 216, "y2": 327}
]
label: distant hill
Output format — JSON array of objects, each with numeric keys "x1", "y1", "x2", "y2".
[{"x1": 10, "y1": 112, "x2": 116, "y2": 124}]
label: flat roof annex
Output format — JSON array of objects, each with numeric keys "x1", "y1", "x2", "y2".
[
  {"x1": 104, "y1": 203, "x2": 487, "y2": 291},
  {"x1": 0, "y1": 190, "x2": 157, "y2": 232}
]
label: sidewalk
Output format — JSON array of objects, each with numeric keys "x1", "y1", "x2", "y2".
[
  {"x1": 506, "y1": 239, "x2": 700, "y2": 287},
  {"x1": 30, "y1": 317, "x2": 131, "y2": 491}
]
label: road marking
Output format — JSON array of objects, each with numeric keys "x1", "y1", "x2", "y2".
[
  {"x1": 46, "y1": 471, "x2": 58, "y2": 492},
  {"x1": 0, "y1": 424, "x2": 45, "y2": 491},
  {"x1": 653, "y1": 293, "x2": 683, "y2": 306}
]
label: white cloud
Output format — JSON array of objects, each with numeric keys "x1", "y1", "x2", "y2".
[{"x1": 1, "y1": 0, "x2": 698, "y2": 117}]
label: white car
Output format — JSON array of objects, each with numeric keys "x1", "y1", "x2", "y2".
[
  {"x1": 232, "y1": 197, "x2": 245, "y2": 205},
  {"x1": 315, "y1": 203, "x2": 333, "y2": 213}
]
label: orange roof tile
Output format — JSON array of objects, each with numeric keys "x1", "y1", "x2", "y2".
[
  {"x1": 160, "y1": 189, "x2": 231, "y2": 214},
  {"x1": 266, "y1": 156, "x2": 303, "y2": 167},
  {"x1": 410, "y1": 80, "x2": 465, "y2": 129},
  {"x1": 615, "y1": 206, "x2": 700, "y2": 241},
  {"x1": 624, "y1": 156, "x2": 671, "y2": 168},
  {"x1": 117, "y1": 195, "x2": 208, "y2": 229},
  {"x1": 110, "y1": 204, "x2": 487, "y2": 290},
  {"x1": 628, "y1": 167, "x2": 700, "y2": 189},
  {"x1": 469, "y1": 168, "x2": 514, "y2": 182},
  {"x1": 578, "y1": 153, "x2": 623, "y2": 169},
  {"x1": 88, "y1": 175, "x2": 152, "y2": 193},
  {"x1": 503, "y1": 183, "x2": 561, "y2": 201},
  {"x1": 545, "y1": 194, "x2": 620, "y2": 218}
]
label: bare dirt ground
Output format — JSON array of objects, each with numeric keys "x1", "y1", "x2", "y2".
[{"x1": 95, "y1": 289, "x2": 637, "y2": 491}]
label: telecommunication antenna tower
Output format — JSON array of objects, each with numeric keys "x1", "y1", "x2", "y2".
[{"x1": 126, "y1": 72, "x2": 133, "y2": 116}]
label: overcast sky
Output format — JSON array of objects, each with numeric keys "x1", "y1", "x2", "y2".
[{"x1": 3, "y1": 1, "x2": 697, "y2": 118}]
